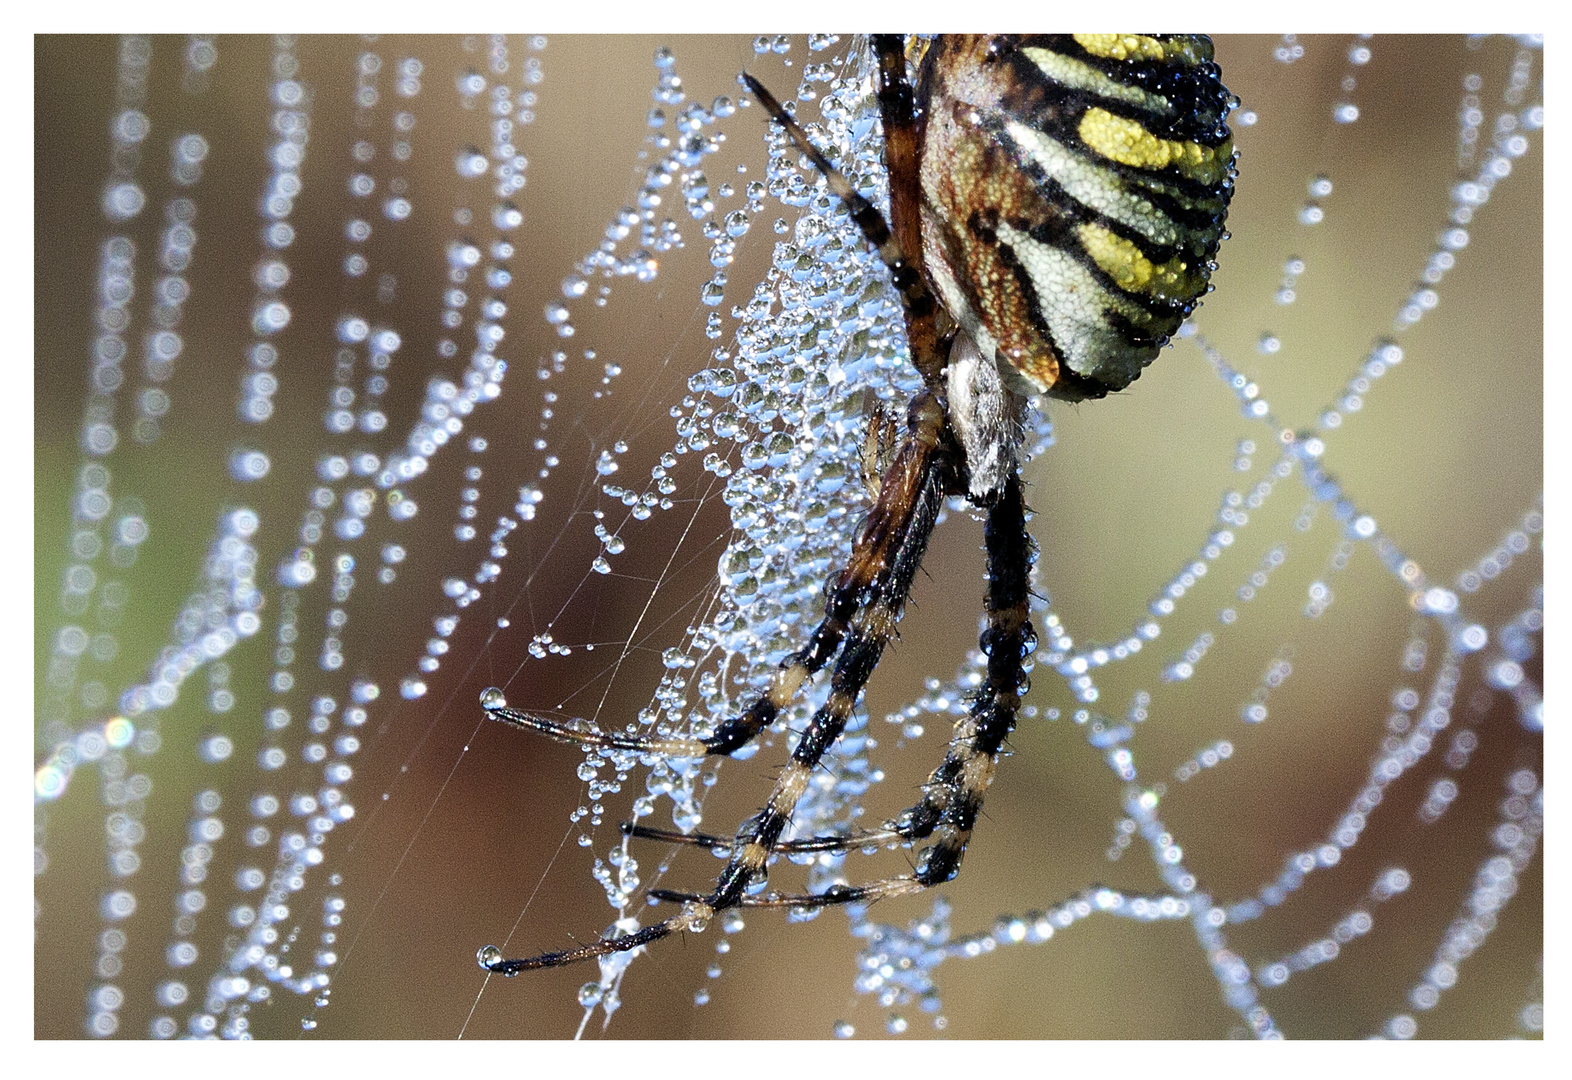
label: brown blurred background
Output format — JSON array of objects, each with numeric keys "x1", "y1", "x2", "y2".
[{"x1": 36, "y1": 35, "x2": 1540, "y2": 1039}]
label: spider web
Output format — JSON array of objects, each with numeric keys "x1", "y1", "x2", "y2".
[{"x1": 33, "y1": 34, "x2": 1542, "y2": 1040}]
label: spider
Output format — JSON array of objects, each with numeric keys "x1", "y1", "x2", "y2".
[{"x1": 477, "y1": 34, "x2": 1236, "y2": 974}]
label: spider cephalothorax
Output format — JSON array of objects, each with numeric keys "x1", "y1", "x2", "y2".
[{"x1": 477, "y1": 34, "x2": 1236, "y2": 974}]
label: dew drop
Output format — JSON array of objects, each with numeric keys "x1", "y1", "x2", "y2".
[{"x1": 454, "y1": 148, "x2": 489, "y2": 178}]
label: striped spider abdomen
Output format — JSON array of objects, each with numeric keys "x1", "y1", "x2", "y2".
[{"x1": 918, "y1": 34, "x2": 1237, "y2": 402}]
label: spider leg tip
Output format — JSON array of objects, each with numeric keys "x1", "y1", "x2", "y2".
[
  {"x1": 476, "y1": 944, "x2": 511, "y2": 974},
  {"x1": 741, "y1": 72, "x2": 786, "y2": 119}
]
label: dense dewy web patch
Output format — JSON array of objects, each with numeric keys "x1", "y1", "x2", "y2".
[{"x1": 34, "y1": 35, "x2": 1541, "y2": 1041}]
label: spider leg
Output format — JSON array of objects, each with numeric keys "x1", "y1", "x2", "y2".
[
  {"x1": 697, "y1": 392, "x2": 956, "y2": 909},
  {"x1": 481, "y1": 392, "x2": 929, "y2": 761},
  {"x1": 867, "y1": 34, "x2": 943, "y2": 367},
  {"x1": 478, "y1": 906, "x2": 707, "y2": 976},
  {"x1": 744, "y1": 55, "x2": 947, "y2": 388},
  {"x1": 622, "y1": 819, "x2": 905, "y2": 855},
  {"x1": 481, "y1": 665, "x2": 810, "y2": 759},
  {"x1": 483, "y1": 613, "x2": 839, "y2": 757},
  {"x1": 480, "y1": 391, "x2": 961, "y2": 973},
  {"x1": 664, "y1": 473, "x2": 1035, "y2": 917},
  {"x1": 649, "y1": 884, "x2": 902, "y2": 910}
]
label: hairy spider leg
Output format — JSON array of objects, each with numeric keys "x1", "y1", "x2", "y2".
[
  {"x1": 866, "y1": 34, "x2": 951, "y2": 389},
  {"x1": 621, "y1": 819, "x2": 907, "y2": 855},
  {"x1": 480, "y1": 393, "x2": 960, "y2": 974},
  {"x1": 743, "y1": 57, "x2": 948, "y2": 389},
  {"x1": 481, "y1": 426, "x2": 904, "y2": 759},
  {"x1": 648, "y1": 472, "x2": 1034, "y2": 913},
  {"x1": 479, "y1": 394, "x2": 945, "y2": 763},
  {"x1": 482, "y1": 640, "x2": 816, "y2": 758}
]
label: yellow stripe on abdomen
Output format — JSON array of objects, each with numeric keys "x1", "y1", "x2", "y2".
[
  {"x1": 1073, "y1": 34, "x2": 1212, "y2": 66},
  {"x1": 1077, "y1": 222, "x2": 1205, "y2": 304},
  {"x1": 1004, "y1": 120, "x2": 1179, "y2": 248},
  {"x1": 1078, "y1": 107, "x2": 1233, "y2": 186}
]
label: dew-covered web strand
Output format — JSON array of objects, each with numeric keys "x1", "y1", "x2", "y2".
[
  {"x1": 40, "y1": 36, "x2": 303, "y2": 1040},
  {"x1": 250, "y1": 37, "x2": 533, "y2": 1037},
  {"x1": 254, "y1": 33, "x2": 575, "y2": 1037}
]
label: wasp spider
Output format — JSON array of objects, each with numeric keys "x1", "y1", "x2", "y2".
[{"x1": 478, "y1": 34, "x2": 1236, "y2": 974}]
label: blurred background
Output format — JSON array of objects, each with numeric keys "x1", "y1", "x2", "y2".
[{"x1": 36, "y1": 35, "x2": 1540, "y2": 1039}]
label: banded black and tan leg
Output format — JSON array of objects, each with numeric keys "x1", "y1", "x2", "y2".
[
  {"x1": 743, "y1": 46, "x2": 949, "y2": 389},
  {"x1": 655, "y1": 473, "x2": 1035, "y2": 915},
  {"x1": 481, "y1": 645, "x2": 816, "y2": 760},
  {"x1": 629, "y1": 473, "x2": 1036, "y2": 866},
  {"x1": 622, "y1": 819, "x2": 909, "y2": 857},
  {"x1": 480, "y1": 391, "x2": 961, "y2": 973},
  {"x1": 479, "y1": 391, "x2": 947, "y2": 764},
  {"x1": 697, "y1": 390, "x2": 959, "y2": 921}
]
